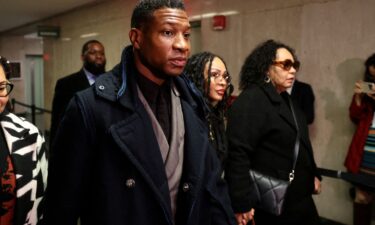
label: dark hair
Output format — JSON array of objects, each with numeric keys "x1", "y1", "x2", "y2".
[
  {"x1": 131, "y1": 0, "x2": 185, "y2": 29},
  {"x1": 0, "y1": 56, "x2": 11, "y2": 79},
  {"x1": 183, "y1": 51, "x2": 232, "y2": 113},
  {"x1": 81, "y1": 40, "x2": 103, "y2": 56},
  {"x1": 239, "y1": 39, "x2": 298, "y2": 90},
  {"x1": 364, "y1": 53, "x2": 375, "y2": 82}
]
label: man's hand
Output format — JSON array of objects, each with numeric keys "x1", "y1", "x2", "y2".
[{"x1": 313, "y1": 177, "x2": 322, "y2": 194}]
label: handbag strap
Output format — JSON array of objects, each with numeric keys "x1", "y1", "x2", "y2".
[{"x1": 287, "y1": 95, "x2": 300, "y2": 183}]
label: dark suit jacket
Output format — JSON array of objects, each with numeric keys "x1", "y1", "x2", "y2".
[
  {"x1": 225, "y1": 82, "x2": 320, "y2": 223},
  {"x1": 45, "y1": 46, "x2": 236, "y2": 225},
  {"x1": 50, "y1": 69, "x2": 90, "y2": 149},
  {"x1": 290, "y1": 80, "x2": 315, "y2": 124}
]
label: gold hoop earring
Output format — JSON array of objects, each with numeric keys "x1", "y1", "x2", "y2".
[{"x1": 264, "y1": 75, "x2": 271, "y2": 83}]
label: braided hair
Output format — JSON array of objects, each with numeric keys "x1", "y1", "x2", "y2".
[
  {"x1": 184, "y1": 52, "x2": 232, "y2": 114},
  {"x1": 184, "y1": 52, "x2": 232, "y2": 164}
]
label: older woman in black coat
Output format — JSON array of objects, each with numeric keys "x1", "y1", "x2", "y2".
[{"x1": 225, "y1": 40, "x2": 322, "y2": 225}]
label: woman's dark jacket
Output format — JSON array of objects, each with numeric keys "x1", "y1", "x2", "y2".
[
  {"x1": 225, "y1": 82, "x2": 321, "y2": 223},
  {"x1": 45, "y1": 46, "x2": 236, "y2": 225}
]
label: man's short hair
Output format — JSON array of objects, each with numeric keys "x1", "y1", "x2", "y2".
[
  {"x1": 131, "y1": 0, "x2": 185, "y2": 29},
  {"x1": 81, "y1": 40, "x2": 103, "y2": 56}
]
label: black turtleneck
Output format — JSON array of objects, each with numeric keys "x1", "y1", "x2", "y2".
[{"x1": 136, "y1": 74, "x2": 172, "y2": 143}]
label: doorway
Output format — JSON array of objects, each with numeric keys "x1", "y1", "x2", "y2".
[{"x1": 24, "y1": 55, "x2": 45, "y2": 129}]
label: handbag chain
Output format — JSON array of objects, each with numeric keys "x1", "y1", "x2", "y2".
[{"x1": 288, "y1": 95, "x2": 300, "y2": 183}]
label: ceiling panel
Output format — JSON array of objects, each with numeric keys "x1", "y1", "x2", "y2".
[{"x1": 0, "y1": 0, "x2": 105, "y2": 33}]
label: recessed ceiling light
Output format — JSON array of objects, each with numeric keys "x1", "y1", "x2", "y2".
[{"x1": 80, "y1": 32, "x2": 99, "y2": 38}]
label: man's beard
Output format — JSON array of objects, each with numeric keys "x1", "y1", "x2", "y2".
[{"x1": 84, "y1": 61, "x2": 106, "y2": 76}]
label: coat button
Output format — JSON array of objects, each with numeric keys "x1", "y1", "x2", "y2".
[
  {"x1": 182, "y1": 183, "x2": 190, "y2": 192},
  {"x1": 98, "y1": 85, "x2": 105, "y2": 90},
  {"x1": 125, "y1": 179, "x2": 135, "y2": 188}
]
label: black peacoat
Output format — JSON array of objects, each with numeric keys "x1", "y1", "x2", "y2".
[
  {"x1": 225, "y1": 82, "x2": 321, "y2": 224},
  {"x1": 45, "y1": 46, "x2": 236, "y2": 225},
  {"x1": 50, "y1": 69, "x2": 90, "y2": 148}
]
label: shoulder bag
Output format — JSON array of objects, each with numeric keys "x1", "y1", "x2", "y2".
[{"x1": 248, "y1": 96, "x2": 300, "y2": 216}]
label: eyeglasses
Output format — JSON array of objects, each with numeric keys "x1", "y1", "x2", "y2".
[
  {"x1": 0, "y1": 81, "x2": 14, "y2": 97},
  {"x1": 273, "y1": 59, "x2": 300, "y2": 71},
  {"x1": 210, "y1": 71, "x2": 231, "y2": 84}
]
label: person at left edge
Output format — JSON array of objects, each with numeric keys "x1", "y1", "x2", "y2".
[
  {"x1": 0, "y1": 56, "x2": 48, "y2": 225},
  {"x1": 49, "y1": 39, "x2": 106, "y2": 150},
  {"x1": 45, "y1": 0, "x2": 236, "y2": 225}
]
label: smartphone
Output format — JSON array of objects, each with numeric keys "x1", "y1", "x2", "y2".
[{"x1": 361, "y1": 82, "x2": 375, "y2": 93}]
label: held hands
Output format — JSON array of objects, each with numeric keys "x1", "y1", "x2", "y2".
[
  {"x1": 235, "y1": 209, "x2": 255, "y2": 225},
  {"x1": 313, "y1": 177, "x2": 322, "y2": 195}
]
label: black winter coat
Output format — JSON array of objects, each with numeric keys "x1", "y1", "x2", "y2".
[
  {"x1": 50, "y1": 69, "x2": 90, "y2": 148},
  {"x1": 46, "y1": 46, "x2": 236, "y2": 225},
  {"x1": 225, "y1": 82, "x2": 321, "y2": 225}
]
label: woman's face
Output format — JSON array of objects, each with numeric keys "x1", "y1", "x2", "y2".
[
  {"x1": 0, "y1": 66, "x2": 8, "y2": 113},
  {"x1": 268, "y1": 48, "x2": 297, "y2": 93},
  {"x1": 204, "y1": 57, "x2": 229, "y2": 106}
]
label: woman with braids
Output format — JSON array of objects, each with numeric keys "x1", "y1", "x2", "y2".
[
  {"x1": 225, "y1": 40, "x2": 321, "y2": 225},
  {"x1": 0, "y1": 56, "x2": 47, "y2": 225},
  {"x1": 183, "y1": 52, "x2": 232, "y2": 168}
]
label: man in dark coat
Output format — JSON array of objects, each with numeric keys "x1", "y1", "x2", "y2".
[
  {"x1": 49, "y1": 39, "x2": 106, "y2": 148},
  {"x1": 45, "y1": 1, "x2": 236, "y2": 225}
]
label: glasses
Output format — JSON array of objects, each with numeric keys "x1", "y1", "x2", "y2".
[
  {"x1": 0, "y1": 81, "x2": 14, "y2": 97},
  {"x1": 273, "y1": 59, "x2": 300, "y2": 71},
  {"x1": 210, "y1": 71, "x2": 231, "y2": 84}
]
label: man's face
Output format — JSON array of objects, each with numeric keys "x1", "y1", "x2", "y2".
[
  {"x1": 134, "y1": 8, "x2": 191, "y2": 80},
  {"x1": 82, "y1": 42, "x2": 106, "y2": 76}
]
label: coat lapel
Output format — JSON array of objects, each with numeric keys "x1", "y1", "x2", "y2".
[
  {"x1": 173, "y1": 76, "x2": 208, "y2": 220},
  {"x1": 101, "y1": 61, "x2": 208, "y2": 223},
  {"x1": 174, "y1": 75, "x2": 207, "y2": 188},
  {"x1": 262, "y1": 83, "x2": 297, "y2": 131},
  {"x1": 109, "y1": 108, "x2": 173, "y2": 218},
  {"x1": 261, "y1": 83, "x2": 314, "y2": 156},
  {"x1": 107, "y1": 73, "x2": 173, "y2": 221},
  {"x1": 278, "y1": 96, "x2": 297, "y2": 131}
]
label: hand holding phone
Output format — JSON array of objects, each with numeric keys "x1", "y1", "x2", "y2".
[{"x1": 360, "y1": 82, "x2": 375, "y2": 93}]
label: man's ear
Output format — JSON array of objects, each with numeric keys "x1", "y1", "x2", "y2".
[{"x1": 129, "y1": 28, "x2": 142, "y2": 49}]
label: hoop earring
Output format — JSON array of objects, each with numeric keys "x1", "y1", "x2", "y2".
[{"x1": 264, "y1": 75, "x2": 271, "y2": 83}]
